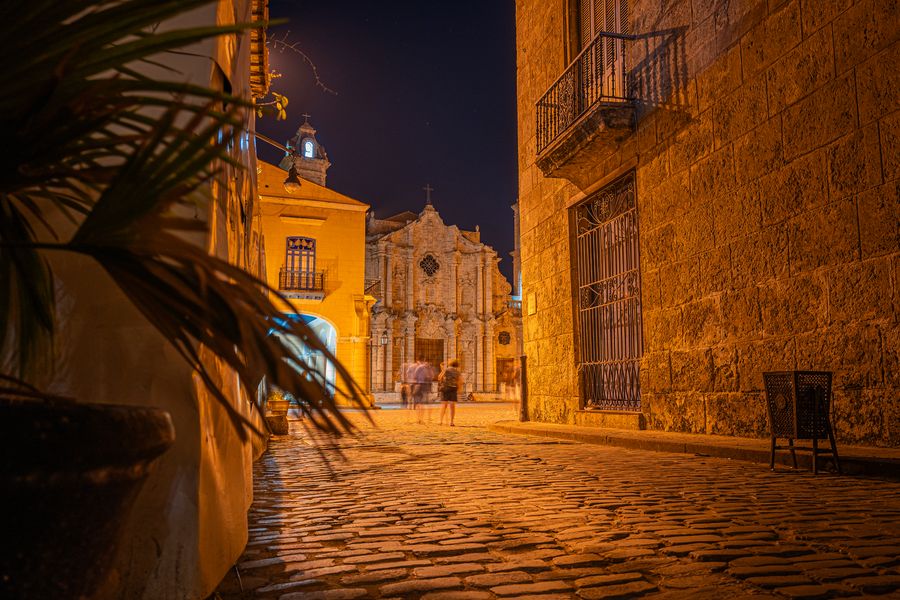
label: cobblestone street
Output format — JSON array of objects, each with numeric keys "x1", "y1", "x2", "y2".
[{"x1": 215, "y1": 404, "x2": 900, "y2": 600}]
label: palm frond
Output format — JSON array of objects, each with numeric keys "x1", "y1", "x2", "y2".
[{"x1": 0, "y1": 0, "x2": 368, "y2": 436}]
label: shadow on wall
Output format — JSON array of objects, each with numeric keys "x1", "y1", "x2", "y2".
[{"x1": 629, "y1": 27, "x2": 691, "y2": 126}]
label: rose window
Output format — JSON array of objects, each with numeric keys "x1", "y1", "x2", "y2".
[{"x1": 419, "y1": 254, "x2": 439, "y2": 277}]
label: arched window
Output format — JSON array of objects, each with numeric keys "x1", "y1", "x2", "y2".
[{"x1": 303, "y1": 139, "x2": 315, "y2": 158}]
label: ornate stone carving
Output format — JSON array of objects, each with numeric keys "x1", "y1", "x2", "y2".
[{"x1": 416, "y1": 304, "x2": 444, "y2": 339}]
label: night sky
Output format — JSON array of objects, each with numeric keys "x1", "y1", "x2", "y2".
[{"x1": 257, "y1": 1, "x2": 518, "y2": 281}]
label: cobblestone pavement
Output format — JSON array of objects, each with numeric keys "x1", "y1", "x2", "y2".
[{"x1": 215, "y1": 403, "x2": 900, "y2": 600}]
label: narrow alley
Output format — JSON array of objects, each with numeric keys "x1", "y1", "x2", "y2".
[{"x1": 215, "y1": 405, "x2": 900, "y2": 600}]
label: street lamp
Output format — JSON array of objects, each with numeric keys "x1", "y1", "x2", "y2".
[
  {"x1": 282, "y1": 164, "x2": 302, "y2": 194},
  {"x1": 380, "y1": 331, "x2": 388, "y2": 346},
  {"x1": 250, "y1": 131, "x2": 302, "y2": 193}
]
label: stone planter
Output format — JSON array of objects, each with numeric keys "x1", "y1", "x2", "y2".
[
  {"x1": 265, "y1": 389, "x2": 290, "y2": 435},
  {"x1": 0, "y1": 398, "x2": 175, "y2": 599}
]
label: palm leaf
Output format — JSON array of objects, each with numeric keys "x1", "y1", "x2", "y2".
[{"x1": 0, "y1": 0, "x2": 368, "y2": 436}]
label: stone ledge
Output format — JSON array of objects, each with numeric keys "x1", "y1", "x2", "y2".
[
  {"x1": 536, "y1": 103, "x2": 635, "y2": 184},
  {"x1": 488, "y1": 421, "x2": 900, "y2": 479},
  {"x1": 574, "y1": 409, "x2": 644, "y2": 430}
]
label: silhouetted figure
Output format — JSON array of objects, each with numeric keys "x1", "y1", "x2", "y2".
[{"x1": 438, "y1": 359, "x2": 462, "y2": 426}]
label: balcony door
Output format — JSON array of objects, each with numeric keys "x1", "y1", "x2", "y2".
[
  {"x1": 285, "y1": 236, "x2": 316, "y2": 289},
  {"x1": 577, "y1": 0, "x2": 629, "y2": 99}
]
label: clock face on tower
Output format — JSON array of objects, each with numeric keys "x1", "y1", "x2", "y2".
[{"x1": 303, "y1": 139, "x2": 314, "y2": 158}]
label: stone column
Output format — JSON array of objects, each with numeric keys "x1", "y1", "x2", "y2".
[
  {"x1": 384, "y1": 325, "x2": 393, "y2": 391},
  {"x1": 405, "y1": 246, "x2": 415, "y2": 311},
  {"x1": 474, "y1": 320, "x2": 483, "y2": 391},
  {"x1": 404, "y1": 314, "x2": 417, "y2": 365},
  {"x1": 484, "y1": 253, "x2": 495, "y2": 316},
  {"x1": 383, "y1": 244, "x2": 392, "y2": 308},
  {"x1": 448, "y1": 251, "x2": 459, "y2": 314},
  {"x1": 484, "y1": 318, "x2": 495, "y2": 392},
  {"x1": 475, "y1": 255, "x2": 484, "y2": 316},
  {"x1": 445, "y1": 318, "x2": 457, "y2": 362}
]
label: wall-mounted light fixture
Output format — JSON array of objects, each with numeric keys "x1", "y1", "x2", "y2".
[
  {"x1": 251, "y1": 130, "x2": 302, "y2": 193},
  {"x1": 380, "y1": 331, "x2": 389, "y2": 346},
  {"x1": 283, "y1": 164, "x2": 302, "y2": 194}
]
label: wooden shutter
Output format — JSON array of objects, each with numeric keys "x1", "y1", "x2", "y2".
[{"x1": 580, "y1": 0, "x2": 592, "y2": 49}]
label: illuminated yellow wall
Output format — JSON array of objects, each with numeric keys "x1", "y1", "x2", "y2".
[{"x1": 257, "y1": 160, "x2": 372, "y2": 404}]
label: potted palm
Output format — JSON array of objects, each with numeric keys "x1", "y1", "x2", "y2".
[{"x1": 0, "y1": 1, "x2": 364, "y2": 597}]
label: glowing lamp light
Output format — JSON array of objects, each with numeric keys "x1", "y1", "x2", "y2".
[
  {"x1": 283, "y1": 164, "x2": 302, "y2": 193},
  {"x1": 380, "y1": 331, "x2": 388, "y2": 346}
]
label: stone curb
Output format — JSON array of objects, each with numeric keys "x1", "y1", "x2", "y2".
[{"x1": 488, "y1": 421, "x2": 900, "y2": 480}]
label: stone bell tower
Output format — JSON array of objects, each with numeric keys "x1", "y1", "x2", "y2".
[{"x1": 278, "y1": 114, "x2": 331, "y2": 187}]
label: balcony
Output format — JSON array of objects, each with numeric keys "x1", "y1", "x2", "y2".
[
  {"x1": 507, "y1": 299, "x2": 522, "y2": 316},
  {"x1": 536, "y1": 31, "x2": 636, "y2": 183},
  {"x1": 279, "y1": 268, "x2": 326, "y2": 300}
]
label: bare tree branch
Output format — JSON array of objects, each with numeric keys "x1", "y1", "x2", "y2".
[{"x1": 268, "y1": 30, "x2": 338, "y2": 96}]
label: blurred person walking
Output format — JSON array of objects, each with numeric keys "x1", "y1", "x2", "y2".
[{"x1": 412, "y1": 356, "x2": 434, "y2": 424}]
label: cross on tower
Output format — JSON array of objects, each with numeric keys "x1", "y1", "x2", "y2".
[
  {"x1": 423, "y1": 184, "x2": 434, "y2": 205},
  {"x1": 301, "y1": 113, "x2": 311, "y2": 122}
]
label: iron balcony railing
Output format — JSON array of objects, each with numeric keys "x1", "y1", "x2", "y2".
[
  {"x1": 364, "y1": 278, "x2": 382, "y2": 297},
  {"x1": 279, "y1": 268, "x2": 325, "y2": 292},
  {"x1": 536, "y1": 31, "x2": 634, "y2": 154}
]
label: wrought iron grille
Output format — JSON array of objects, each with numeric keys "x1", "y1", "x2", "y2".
[
  {"x1": 419, "y1": 254, "x2": 440, "y2": 277},
  {"x1": 536, "y1": 31, "x2": 633, "y2": 153},
  {"x1": 572, "y1": 172, "x2": 643, "y2": 411},
  {"x1": 279, "y1": 268, "x2": 325, "y2": 291}
]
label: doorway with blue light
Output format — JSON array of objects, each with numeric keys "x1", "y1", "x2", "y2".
[{"x1": 273, "y1": 313, "x2": 337, "y2": 400}]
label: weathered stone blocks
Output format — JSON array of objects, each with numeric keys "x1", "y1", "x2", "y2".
[
  {"x1": 782, "y1": 74, "x2": 858, "y2": 161},
  {"x1": 733, "y1": 117, "x2": 784, "y2": 185},
  {"x1": 671, "y1": 348, "x2": 714, "y2": 392},
  {"x1": 682, "y1": 298, "x2": 722, "y2": 346},
  {"x1": 736, "y1": 339, "x2": 795, "y2": 392},
  {"x1": 832, "y1": 0, "x2": 900, "y2": 74},
  {"x1": 759, "y1": 275, "x2": 826, "y2": 336},
  {"x1": 648, "y1": 391, "x2": 707, "y2": 433},
  {"x1": 826, "y1": 126, "x2": 883, "y2": 199},
  {"x1": 879, "y1": 109, "x2": 900, "y2": 182},
  {"x1": 759, "y1": 151, "x2": 827, "y2": 226},
  {"x1": 827, "y1": 259, "x2": 893, "y2": 324},
  {"x1": 705, "y1": 392, "x2": 767, "y2": 436},
  {"x1": 794, "y1": 325, "x2": 882, "y2": 389},
  {"x1": 730, "y1": 226, "x2": 789, "y2": 287},
  {"x1": 720, "y1": 287, "x2": 761, "y2": 341},
  {"x1": 741, "y1": 0, "x2": 801, "y2": 76},
  {"x1": 766, "y1": 26, "x2": 833, "y2": 113},
  {"x1": 787, "y1": 199, "x2": 859, "y2": 274},
  {"x1": 856, "y1": 42, "x2": 900, "y2": 126}
]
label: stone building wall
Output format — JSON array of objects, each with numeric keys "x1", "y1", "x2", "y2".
[{"x1": 516, "y1": 0, "x2": 899, "y2": 445}]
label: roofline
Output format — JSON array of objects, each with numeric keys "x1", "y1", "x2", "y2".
[{"x1": 259, "y1": 194, "x2": 369, "y2": 212}]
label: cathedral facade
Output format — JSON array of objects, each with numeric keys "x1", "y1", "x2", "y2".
[{"x1": 366, "y1": 203, "x2": 522, "y2": 398}]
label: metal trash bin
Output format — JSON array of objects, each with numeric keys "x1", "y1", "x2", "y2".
[{"x1": 763, "y1": 371, "x2": 841, "y2": 475}]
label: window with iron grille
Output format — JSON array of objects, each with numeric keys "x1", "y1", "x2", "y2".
[{"x1": 570, "y1": 171, "x2": 643, "y2": 411}]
